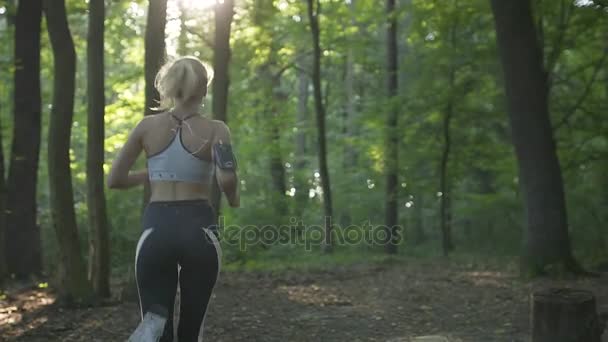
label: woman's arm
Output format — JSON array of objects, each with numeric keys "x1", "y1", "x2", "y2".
[
  {"x1": 107, "y1": 119, "x2": 149, "y2": 189},
  {"x1": 213, "y1": 121, "x2": 240, "y2": 208}
]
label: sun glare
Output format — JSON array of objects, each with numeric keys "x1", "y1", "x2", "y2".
[{"x1": 180, "y1": 0, "x2": 217, "y2": 10}]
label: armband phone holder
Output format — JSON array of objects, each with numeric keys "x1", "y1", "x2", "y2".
[{"x1": 213, "y1": 142, "x2": 237, "y2": 170}]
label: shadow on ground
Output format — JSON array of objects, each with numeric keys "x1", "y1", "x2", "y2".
[{"x1": 2, "y1": 259, "x2": 607, "y2": 341}]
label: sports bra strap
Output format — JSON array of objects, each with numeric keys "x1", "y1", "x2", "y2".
[{"x1": 170, "y1": 113, "x2": 199, "y2": 126}]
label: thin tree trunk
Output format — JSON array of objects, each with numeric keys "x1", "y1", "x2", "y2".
[
  {"x1": 0, "y1": 108, "x2": 6, "y2": 282},
  {"x1": 490, "y1": 0, "x2": 581, "y2": 275},
  {"x1": 294, "y1": 58, "x2": 310, "y2": 214},
  {"x1": 177, "y1": 1, "x2": 189, "y2": 56},
  {"x1": 211, "y1": 0, "x2": 235, "y2": 215},
  {"x1": 5, "y1": 0, "x2": 43, "y2": 278},
  {"x1": 293, "y1": 5, "x2": 311, "y2": 215},
  {"x1": 476, "y1": 167, "x2": 496, "y2": 241},
  {"x1": 307, "y1": 0, "x2": 333, "y2": 252},
  {"x1": 412, "y1": 193, "x2": 426, "y2": 244},
  {"x1": 439, "y1": 65, "x2": 455, "y2": 256},
  {"x1": 87, "y1": 0, "x2": 110, "y2": 298},
  {"x1": 144, "y1": 0, "x2": 167, "y2": 116},
  {"x1": 270, "y1": 76, "x2": 287, "y2": 216},
  {"x1": 143, "y1": 0, "x2": 167, "y2": 204},
  {"x1": 44, "y1": 0, "x2": 92, "y2": 302},
  {"x1": 339, "y1": 0, "x2": 357, "y2": 227},
  {"x1": 0, "y1": 128, "x2": 5, "y2": 280},
  {"x1": 343, "y1": 0, "x2": 357, "y2": 169},
  {"x1": 384, "y1": 0, "x2": 399, "y2": 254},
  {"x1": 0, "y1": 0, "x2": 17, "y2": 283},
  {"x1": 343, "y1": 50, "x2": 356, "y2": 169}
]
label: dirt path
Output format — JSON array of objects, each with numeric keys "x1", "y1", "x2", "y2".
[{"x1": 2, "y1": 259, "x2": 607, "y2": 341}]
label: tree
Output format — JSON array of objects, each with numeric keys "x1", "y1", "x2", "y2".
[
  {"x1": 439, "y1": 5, "x2": 459, "y2": 256},
  {"x1": 251, "y1": 0, "x2": 288, "y2": 218},
  {"x1": 177, "y1": 1, "x2": 190, "y2": 56},
  {"x1": 0, "y1": 115, "x2": 5, "y2": 280},
  {"x1": 439, "y1": 67, "x2": 454, "y2": 256},
  {"x1": 306, "y1": 0, "x2": 333, "y2": 252},
  {"x1": 5, "y1": 0, "x2": 43, "y2": 278},
  {"x1": 87, "y1": 0, "x2": 111, "y2": 298},
  {"x1": 339, "y1": 0, "x2": 358, "y2": 227},
  {"x1": 294, "y1": 57, "x2": 310, "y2": 215},
  {"x1": 44, "y1": 0, "x2": 93, "y2": 301},
  {"x1": 211, "y1": 0, "x2": 235, "y2": 214},
  {"x1": 143, "y1": 0, "x2": 167, "y2": 203},
  {"x1": 490, "y1": 0, "x2": 581, "y2": 275},
  {"x1": 0, "y1": 0, "x2": 17, "y2": 283},
  {"x1": 267, "y1": 72, "x2": 288, "y2": 217},
  {"x1": 384, "y1": 0, "x2": 399, "y2": 254},
  {"x1": 144, "y1": 0, "x2": 167, "y2": 116}
]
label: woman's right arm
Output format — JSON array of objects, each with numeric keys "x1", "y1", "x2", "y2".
[
  {"x1": 107, "y1": 118, "x2": 149, "y2": 189},
  {"x1": 213, "y1": 121, "x2": 240, "y2": 208}
]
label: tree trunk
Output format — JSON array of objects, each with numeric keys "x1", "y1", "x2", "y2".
[
  {"x1": 490, "y1": 0, "x2": 580, "y2": 275},
  {"x1": 384, "y1": 0, "x2": 399, "y2": 254},
  {"x1": 87, "y1": 0, "x2": 110, "y2": 298},
  {"x1": 269, "y1": 78, "x2": 287, "y2": 217},
  {"x1": 475, "y1": 167, "x2": 496, "y2": 241},
  {"x1": 177, "y1": 1, "x2": 189, "y2": 56},
  {"x1": 144, "y1": 0, "x2": 167, "y2": 117},
  {"x1": 44, "y1": 0, "x2": 92, "y2": 303},
  {"x1": 0, "y1": 0, "x2": 17, "y2": 283},
  {"x1": 5, "y1": 0, "x2": 43, "y2": 278},
  {"x1": 439, "y1": 66, "x2": 455, "y2": 256},
  {"x1": 411, "y1": 193, "x2": 426, "y2": 244},
  {"x1": 143, "y1": 0, "x2": 167, "y2": 204},
  {"x1": 343, "y1": 0, "x2": 357, "y2": 169},
  {"x1": 0, "y1": 105, "x2": 6, "y2": 282},
  {"x1": 307, "y1": 0, "x2": 333, "y2": 252},
  {"x1": 294, "y1": 58, "x2": 310, "y2": 214},
  {"x1": 531, "y1": 288, "x2": 605, "y2": 342},
  {"x1": 339, "y1": 0, "x2": 357, "y2": 227},
  {"x1": 210, "y1": 0, "x2": 235, "y2": 215}
]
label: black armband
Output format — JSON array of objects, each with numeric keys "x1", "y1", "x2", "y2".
[{"x1": 213, "y1": 143, "x2": 238, "y2": 170}]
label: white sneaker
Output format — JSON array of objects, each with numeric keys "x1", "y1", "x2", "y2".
[{"x1": 128, "y1": 304, "x2": 168, "y2": 342}]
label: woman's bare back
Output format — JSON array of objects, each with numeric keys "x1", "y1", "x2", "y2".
[{"x1": 142, "y1": 111, "x2": 219, "y2": 202}]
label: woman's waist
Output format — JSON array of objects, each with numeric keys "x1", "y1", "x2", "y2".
[
  {"x1": 147, "y1": 198, "x2": 211, "y2": 207},
  {"x1": 144, "y1": 197, "x2": 217, "y2": 223},
  {"x1": 149, "y1": 182, "x2": 211, "y2": 202}
]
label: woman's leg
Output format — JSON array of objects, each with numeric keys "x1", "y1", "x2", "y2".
[
  {"x1": 177, "y1": 227, "x2": 221, "y2": 342},
  {"x1": 135, "y1": 227, "x2": 179, "y2": 341}
]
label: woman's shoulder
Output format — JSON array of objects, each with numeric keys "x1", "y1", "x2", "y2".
[
  {"x1": 132, "y1": 112, "x2": 170, "y2": 136},
  {"x1": 209, "y1": 119, "x2": 232, "y2": 142},
  {"x1": 140, "y1": 112, "x2": 169, "y2": 123},
  {"x1": 209, "y1": 119, "x2": 231, "y2": 133}
]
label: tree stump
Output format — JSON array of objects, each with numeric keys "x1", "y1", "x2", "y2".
[{"x1": 531, "y1": 288, "x2": 605, "y2": 342}]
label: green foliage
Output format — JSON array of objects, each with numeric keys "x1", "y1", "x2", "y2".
[{"x1": 0, "y1": 0, "x2": 606, "y2": 275}]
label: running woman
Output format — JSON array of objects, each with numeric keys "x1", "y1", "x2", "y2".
[{"x1": 107, "y1": 56, "x2": 240, "y2": 341}]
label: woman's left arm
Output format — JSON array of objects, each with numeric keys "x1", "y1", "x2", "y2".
[{"x1": 107, "y1": 119, "x2": 149, "y2": 189}]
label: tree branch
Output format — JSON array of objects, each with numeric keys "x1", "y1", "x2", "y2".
[
  {"x1": 546, "y1": 0, "x2": 575, "y2": 89},
  {"x1": 553, "y1": 47, "x2": 607, "y2": 131},
  {"x1": 184, "y1": 26, "x2": 214, "y2": 49}
]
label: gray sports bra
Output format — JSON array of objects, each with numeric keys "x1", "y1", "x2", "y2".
[{"x1": 147, "y1": 114, "x2": 215, "y2": 185}]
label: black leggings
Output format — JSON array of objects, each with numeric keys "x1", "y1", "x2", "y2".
[{"x1": 135, "y1": 199, "x2": 221, "y2": 342}]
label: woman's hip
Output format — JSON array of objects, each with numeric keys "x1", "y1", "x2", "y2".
[{"x1": 142, "y1": 199, "x2": 217, "y2": 231}]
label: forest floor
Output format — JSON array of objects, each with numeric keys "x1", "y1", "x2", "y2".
[{"x1": 1, "y1": 257, "x2": 607, "y2": 342}]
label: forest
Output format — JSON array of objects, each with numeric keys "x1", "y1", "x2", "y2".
[{"x1": 0, "y1": 0, "x2": 607, "y2": 341}]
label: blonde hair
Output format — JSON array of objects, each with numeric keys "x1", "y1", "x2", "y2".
[{"x1": 154, "y1": 56, "x2": 213, "y2": 110}]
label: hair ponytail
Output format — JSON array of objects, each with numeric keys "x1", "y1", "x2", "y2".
[{"x1": 154, "y1": 56, "x2": 213, "y2": 110}]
